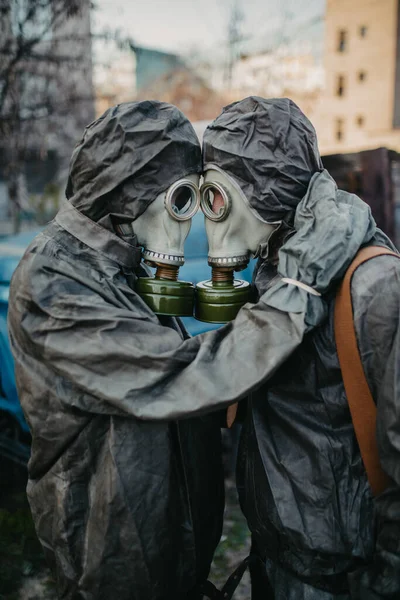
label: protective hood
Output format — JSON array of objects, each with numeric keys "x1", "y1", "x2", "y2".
[
  {"x1": 254, "y1": 169, "x2": 391, "y2": 318},
  {"x1": 202, "y1": 96, "x2": 323, "y2": 225},
  {"x1": 65, "y1": 101, "x2": 202, "y2": 226}
]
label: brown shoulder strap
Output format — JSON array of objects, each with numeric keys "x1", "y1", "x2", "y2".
[{"x1": 335, "y1": 246, "x2": 399, "y2": 496}]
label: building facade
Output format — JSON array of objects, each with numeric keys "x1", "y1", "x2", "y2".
[
  {"x1": 94, "y1": 41, "x2": 136, "y2": 118},
  {"x1": 232, "y1": 43, "x2": 324, "y2": 99},
  {"x1": 313, "y1": 0, "x2": 400, "y2": 154},
  {"x1": 94, "y1": 45, "x2": 184, "y2": 119},
  {"x1": 133, "y1": 47, "x2": 184, "y2": 93}
]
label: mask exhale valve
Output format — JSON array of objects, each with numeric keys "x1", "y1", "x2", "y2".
[{"x1": 136, "y1": 178, "x2": 200, "y2": 317}]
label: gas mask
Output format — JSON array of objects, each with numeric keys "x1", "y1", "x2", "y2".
[
  {"x1": 132, "y1": 173, "x2": 201, "y2": 316},
  {"x1": 195, "y1": 165, "x2": 279, "y2": 323}
]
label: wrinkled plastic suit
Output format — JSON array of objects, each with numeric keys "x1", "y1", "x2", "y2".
[
  {"x1": 8, "y1": 101, "x2": 329, "y2": 600},
  {"x1": 204, "y1": 97, "x2": 400, "y2": 599}
]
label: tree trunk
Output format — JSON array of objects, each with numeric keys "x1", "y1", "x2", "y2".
[{"x1": 7, "y1": 170, "x2": 23, "y2": 235}]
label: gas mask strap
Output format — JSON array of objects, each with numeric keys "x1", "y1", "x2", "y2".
[
  {"x1": 115, "y1": 222, "x2": 134, "y2": 236},
  {"x1": 113, "y1": 221, "x2": 142, "y2": 266},
  {"x1": 56, "y1": 199, "x2": 141, "y2": 269}
]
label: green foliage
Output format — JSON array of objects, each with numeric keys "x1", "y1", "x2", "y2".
[
  {"x1": 0, "y1": 494, "x2": 46, "y2": 598},
  {"x1": 209, "y1": 483, "x2": 251, "y2": 597},
  {"x1": 0, "y1": 485, "x2": 250, "y2": 598},
  {"x1": 29, "y1": 182, "x2": 61, "y2": 225}
]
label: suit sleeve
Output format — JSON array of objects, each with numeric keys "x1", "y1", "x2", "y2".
[
  {"x1": 9, "y1": 253, "x2": 321, "y2": 422},
  {"x1": 349, "y1": 255, "x2": 400, "y2": 599}
]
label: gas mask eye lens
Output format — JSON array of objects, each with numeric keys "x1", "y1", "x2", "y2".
[
  {"x1": 203, "y1": 189, "x2": 223, "y2": 215},
  {"x1": 165, "y1": 179, "x2": 200, "y2": 222},
  {"x1": 171, "y1": 187, "x2": 192, "y2": 215},
  {"x1": 200, "y1": 183, "x2": 231, "y2": 222}
]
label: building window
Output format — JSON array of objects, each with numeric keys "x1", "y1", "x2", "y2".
[
  {"x1": 338, "y1": 29, "x2": 347, "y2": 52},
  {"x1": 336, "y1": 75, "x2": 346, "y2": 96},
  {"x1": 356, "y1": 115, "x2": 365, "y2": 127},
  {"x1": 335, "y1": 118, "x2": 344, "y2": 141},
  {"x1": 358, "y1": 70, "x2": 367, "y2": 82},
  {"x1": 359, "y1": 25, "x2": 368, "y2": 38}
]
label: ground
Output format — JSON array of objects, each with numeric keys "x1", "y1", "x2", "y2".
[
  {"x1": 0, "y1": 463, "x2": 251, "y2": 600},
  {"x1": 208, "y1": 480, "x2": 251, "y2": 599}
]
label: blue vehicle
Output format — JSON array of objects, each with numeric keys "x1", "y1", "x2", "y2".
[
  {"x1": 0, "y1": 230, "x2": 42, "y2": 466},
  {"x1": 0, "y1": 216, "x2": 255, "y2": 465}
]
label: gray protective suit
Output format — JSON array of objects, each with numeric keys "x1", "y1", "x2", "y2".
[
  {"x1": 203, "y1": 97, "x2": 400, "y2": 599},
  {"x1": 8, "y1": 101, "x2": 329, "y2": 600}
]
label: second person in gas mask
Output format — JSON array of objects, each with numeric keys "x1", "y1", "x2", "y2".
[{"x1": 201, "y1": 96, "x2": 400, "y2": 600}]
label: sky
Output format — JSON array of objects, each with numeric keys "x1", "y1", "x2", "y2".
[{"x1": 93, "y1": 0, "x2": 325, "y2": 58}]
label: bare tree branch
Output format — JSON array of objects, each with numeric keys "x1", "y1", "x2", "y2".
[
  {"x1": 0, "y1": 0, "x2": 94, "y2": 232},
  {"x1": 0, "y1": 0, "x2": 135, "y2": 233}
]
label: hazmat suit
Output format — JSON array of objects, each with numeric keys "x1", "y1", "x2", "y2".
[
  {"x1": 8, "y1": 101, "x2": 330, "y2": 600},
  {"x1": 202, "y1": 96, "x2": 400, "y2": 599}
]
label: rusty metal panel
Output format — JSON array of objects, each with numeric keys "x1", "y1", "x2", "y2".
[
  {"x1": 323, "y1": 148, "x2": 400, "y2": 243},
  {"x1": 393, "y1": 0, "x2": 400, "y2": 128}
]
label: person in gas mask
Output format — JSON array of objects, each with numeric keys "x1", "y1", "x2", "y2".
[
  {"x1": 201, "y1": 96, "x2": 400, "y2": 599},
  {"x1": 8, "y1": 100, "x2": 331, "y2": 600}
]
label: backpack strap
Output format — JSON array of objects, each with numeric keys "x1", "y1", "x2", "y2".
[{"x1": 334, "y1": 245, "x2": 399, "y2": 496}]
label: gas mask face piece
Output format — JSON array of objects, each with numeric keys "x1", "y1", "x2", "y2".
[
  {"x1": 195, "y1": 166, "x2": 279, "y2": 323},
  {"x1": 134, "y1": 174, "x2": 201, "y2": 317},
  {"x1": 136, "y1": 173, "x2": 200, "y2": 267}
]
